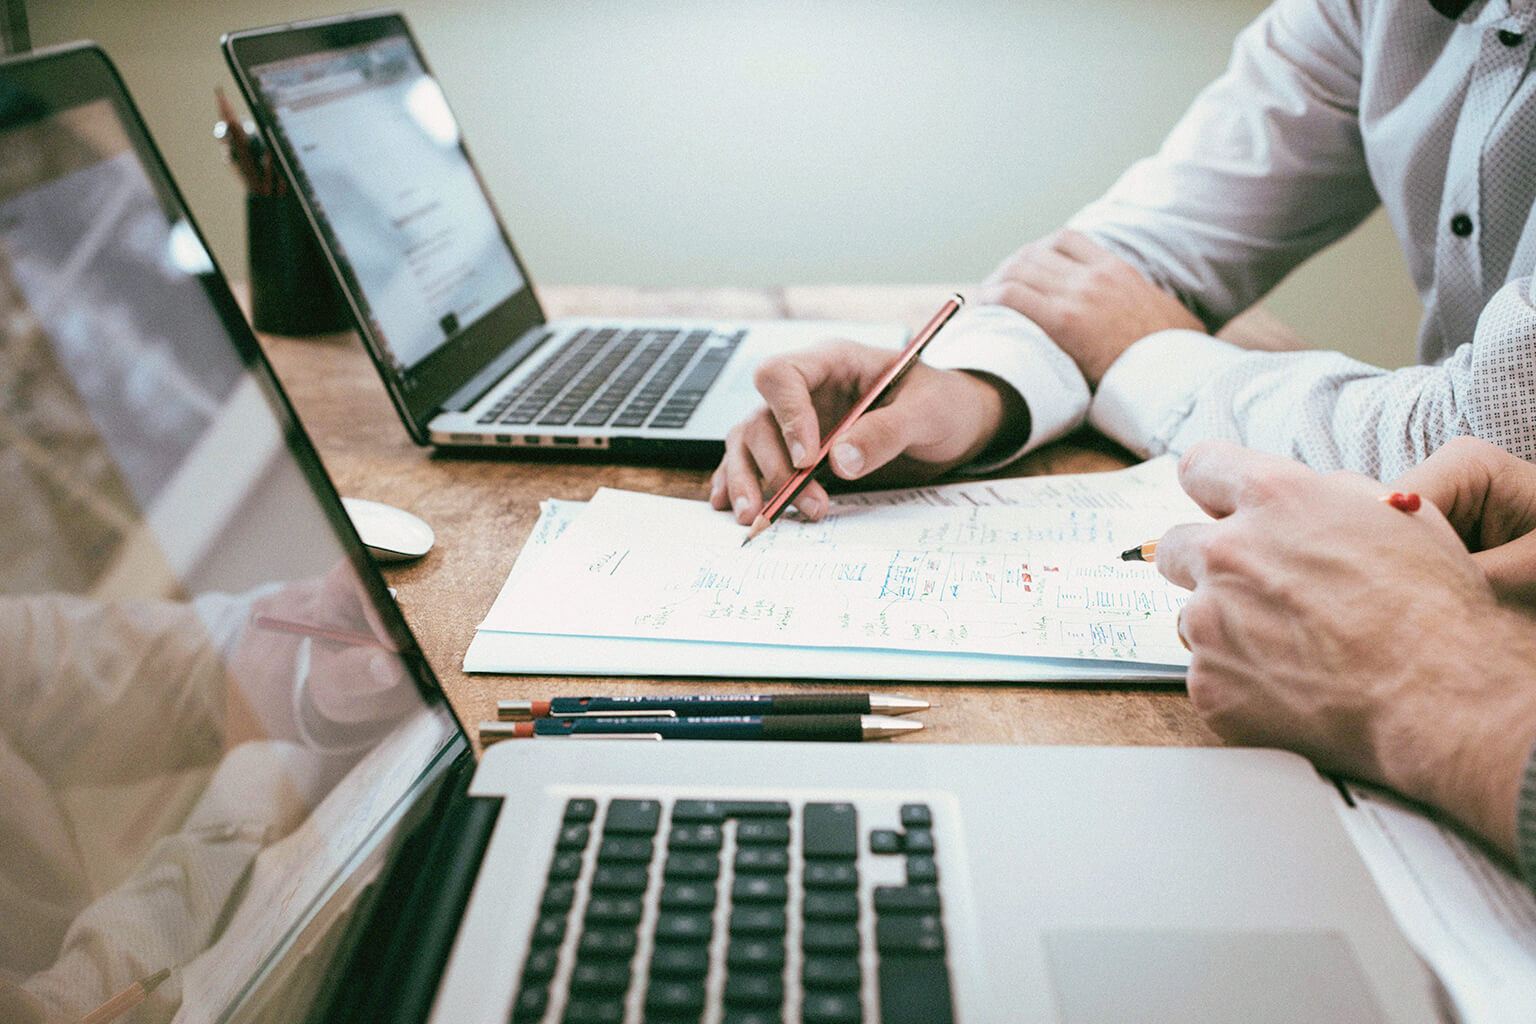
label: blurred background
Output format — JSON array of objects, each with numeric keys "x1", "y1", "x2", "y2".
[{"x1": 31, "y1": 0, "x2": 1421, "y2": 368}]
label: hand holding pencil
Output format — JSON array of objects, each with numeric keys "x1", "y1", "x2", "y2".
[{"x1": 712, "y1": 294, "x2": 1013, "y2": 531}]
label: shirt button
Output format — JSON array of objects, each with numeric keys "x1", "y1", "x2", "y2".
[
  {"x1": 1498, "y1": 29, "x2": 1524, "y2": 46},
  {"x1": 1450, "y1": 213, "x2": 1474, "y2": 237}
]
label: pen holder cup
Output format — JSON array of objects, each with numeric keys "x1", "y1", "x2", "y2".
[{"x1": 246, "y1": 192, "x2": 351, "y2": 337}]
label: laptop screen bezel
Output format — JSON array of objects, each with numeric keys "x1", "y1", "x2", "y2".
[{"x1": 222, "y1": 10, "x2": 548, "y2": 444}]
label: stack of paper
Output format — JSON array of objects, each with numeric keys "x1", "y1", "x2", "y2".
[{"x1": 466, "y1": 457, "x2": 1202, "y2": 682}]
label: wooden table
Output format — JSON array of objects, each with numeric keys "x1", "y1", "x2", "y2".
[{"x1": 256, "y1": 286, "x2": 1303, "y2": 751}]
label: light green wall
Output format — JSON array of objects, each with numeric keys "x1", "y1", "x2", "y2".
[{"x1": 34, "y1": 0, "x2": 1422, "y2": 369}]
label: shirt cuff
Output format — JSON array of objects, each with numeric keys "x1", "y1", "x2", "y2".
[
  {"x1": 922, "y1": 304, "x2": 1090, "y2": 473},
  {"x1": 1089, "y1": 328, "x2": 1247, "y2": 458}
]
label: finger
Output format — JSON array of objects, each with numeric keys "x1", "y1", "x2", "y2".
[
  {"x1": 1391, "y1": 436, "x2": 1536, "y2": 548},
  {"x1": 1048, "y1": 228, "x2": 1111, "y2": 264},
  {"x1": 823, "y1": 401, "x2": 925, "y2": 481},
  {"x1": 754, "y1": 343, "x2": 890, "y2": 469},
  {"x1": 708, "y1": 465, "x2": 728, "y2": 510},
  {"x1": 742, "y1": 416, "x2": 831, "y2": 520},
  {"x1": 1473, "y1": 532, "x2": 1536, "y2": 606},
  {"x1": 1174, "y1": 440, "x2": 1310, "y2": 519},
  {"x1": 719, "y1": 422, "x2": 771, "y2": 523},
  {"x1": 1149, "y1": 520, "x2": 1212, "y2": 590}
]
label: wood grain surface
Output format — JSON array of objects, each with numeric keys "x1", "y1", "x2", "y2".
[{"x1": 253, "y1": 285, "x2": 1280, "y2": 752}]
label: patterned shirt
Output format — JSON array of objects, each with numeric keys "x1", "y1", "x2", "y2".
[{"x1": 926, "y1": 0, "x2": 1536, "y2": 481}]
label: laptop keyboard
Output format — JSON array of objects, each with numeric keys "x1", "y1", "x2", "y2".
[
  {"x1": 477, "y1": 327, "x2": 745, "y2": 432},
  {"x1": 511, "y1": 796, "x2": 955, "y2": 1024}
]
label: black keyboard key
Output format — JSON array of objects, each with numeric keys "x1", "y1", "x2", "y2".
[
  {"x1": 569, "y1": 961, "x2": 631, "y2": 995},
  {"x1": 577, "y1": 929, "x2": 638, "y2": 959},
  {"x1": 723, "y1": 1012, "x2": 782, "y2": 1024},
  {"x1": 603, "y1": 799, "x2": 661, "y2": 835},
  {"x1": 510, "y1": 985, "x2": 547, "y2": 1021},
  {"x1": 531, "y1": 915, "x2": 566, "y2": 946},
  {"x1": 803, "y1": 861, "x2": 858, "y2": 890},
  {"x1": 565, "y1": 798, "x2": 598, "y2": 822},
  {"x1": 556, "y1": 823, "x2": 591, "y2": 850},
  {"x1": 522, "y1": 947, "x2": 559, "y2": 982},
  {"x1": 802, "y1": 891, "x2": 859, "y2": 921},
  {"x1": 654, "y1": 911, "x2": 713, "y2": 943},
  {"x1": 597, "y1": 836, "x2": 654, "y2": 862},
  {"x1": 584, "y1": 895, "x2": 643, "y2": 925},
  {"x1": 659, "y1": 880, "x2": 717, "y2": 911},
  {"x1": 732, "y1": 875, "x2": 788, "y2": 904},
  {"x1": 902, "y1": 829, "x2": 935, "y2": 855},
  {"x1": 802, "y1": 922, "x2": 860, "y2": 954},
  {"x1": 873, "y1": 885, "x2": 941, "y2": 914},
  {"x1": 899, "y1": 804, "x2": 932, "y2": 829},
  {"x1": 876, "y1": 954, "x2": 954, "y2": 1024},
  {"x1": 723, "y1": 971, "x2": 784, "y2": 1008},
  {"x1": 670, "y1": 799, "x2": 728, "y2": 823},
  {"x1": 591, "y1": 865, "x2": 649, "y2": 893},
  {"x1": 736, "y1": 820, "x2": 791, "y2": 846},
  {"x1": 548, "y1": 850, "x2": 584, "y2": 880},
  {"x1": 669, "y1": 823, "x2": 724, "y2": 850},
  {"x1": 802, "y1": 803, "x2": 858, "y2": 859},
  {"x1": 649, "y1": 943, "x2": 709, "y2": 978},
  {"x1": 726, "y1": 800, "x2": 792, "y2": 819},
  {"x1": 541, "y1": 882, "x2": 576, "y2": 913},
  {"x1": 803, "y1": 956, "x2": 861, "y2": 990},
  {"x1": 726, "y1": 937, "x2": 786, "y2": 971},
  {"x1": 560, "y1": 997, "x2": 624, "y2": 1024},
  {"x1": 734, "y1": 847, "x2": 789, "y2": 874},
  {"x1": 645, "y1": 978, "x2": 706, "y2": 1016},
  {"x1": 729, "y1": 905, "x2": 787, "y2": 935},
  {"x1": 664, "y1": 852, "x2": 721, "y2": 880},
  {"x1": 875, "y1": 914, "x2": 945, "y2": 955},
  {"x1": 905, "y1": 856, "x2": 939, "y2": 885},
  {"x1": 869, "y1": 829, "x2": 903, "y2": 855},
  {"x1": 803, "y1": 990, "x2": 862, "y2": 1024}
]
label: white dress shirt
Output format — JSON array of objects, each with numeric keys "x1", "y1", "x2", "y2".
[{"x1": 927, "y1": 0, "x2": 1536, "y2": 480}]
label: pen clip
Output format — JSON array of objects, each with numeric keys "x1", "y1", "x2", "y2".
[{"x1": 550, "y1": 709, "x2": 678, "y2": 719}]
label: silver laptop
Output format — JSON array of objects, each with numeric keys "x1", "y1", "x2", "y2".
[
  {"x1": 0, "y1": 44, "x2": 1441, "y2": 1024},
  {"x1": 221, "y1": 11, "x2": 904, "y2": 463}
]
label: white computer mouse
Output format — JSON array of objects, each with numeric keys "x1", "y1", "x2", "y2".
[{"x1": 341, "y1": 497, "x2": 435, "y2": 562}]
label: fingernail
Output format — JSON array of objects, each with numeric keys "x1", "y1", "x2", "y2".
[
  {"x1": 709, "y1": 479, "x2": 723, "y2": 502},
  {"x1": 801, "y1": 493, "x2": 827, "y2": 518},
  {"x1": 733, "y1": 495, "x2": 752, "y2": 516},
  {"x1": 789, "y1": 440, "x2": 808, "y2": 466},
  {"x1": 833, "y1": 443, "x2": 864, "y2": 476}
]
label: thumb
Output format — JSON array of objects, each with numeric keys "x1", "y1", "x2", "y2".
[{"x1": 825, "y1": 404, "x2": 915, "y2": 480}]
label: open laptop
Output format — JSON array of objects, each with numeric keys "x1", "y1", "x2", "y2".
[
  {"x1": 220, "y1": 10, "x2": 905, "y2": 463},
  {"x1": 0, "y1": 43, "x2": 1445, "y2": 1024}
]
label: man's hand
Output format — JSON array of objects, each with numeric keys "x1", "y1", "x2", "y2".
[
  {"x1": 978, "y1": 229, "x2": 1204, "y2": 386},
  {"x1": 1390, "y1": 435, "x2": 1536, "y2": 606},
  {"x1": 710, "y1": 340, "x2": 1013, "y2": 524},
  {"x1": 1154, "y1": 440, "x2": 1536, "y2": 859}
]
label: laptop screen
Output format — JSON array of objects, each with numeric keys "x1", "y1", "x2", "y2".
[
  {"x1": 0, "y1": 46, "x2": 461, "y2": 1024},
  {"x1": 233, "y1": 20, "x2": 540, "y2": 415}
]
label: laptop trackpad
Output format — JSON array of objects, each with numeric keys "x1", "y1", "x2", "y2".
[{"x1": 1043, "y1": 929, "x2": 1386, "y2": 1024}]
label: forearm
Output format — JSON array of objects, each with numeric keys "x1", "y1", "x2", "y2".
[
  {"x1": 1372, "y1": 607, "x2": 1536, "y2": 865},
  {"x1": 1069, "y1": 0, "x2": 1376, "y2": 330},
  {"x1": 1092, "y1": 280, "x2": 1536, "y2": 480}
]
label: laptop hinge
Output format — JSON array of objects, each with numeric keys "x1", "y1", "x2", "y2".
[
  {"x1": 440, "y1": 327, "x2": 553, "y2": 413},
  {"x1": 314, "y1": 754, "x2": 502, "y2": 1024}
]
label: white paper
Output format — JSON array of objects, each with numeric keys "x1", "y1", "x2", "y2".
[
  {"x1": 473, "y1": 459, "x2": 1201, "y2": 678},
  {"x1": 1334, "y1": 784, "x2": 1536, "y2": 1024}
]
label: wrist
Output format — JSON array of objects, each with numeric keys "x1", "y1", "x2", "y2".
[
  {"x1": 1374, "y1": 604, "x2": 1536, "y2": 858},
  {"x1": 957, "y1": 370, "x2": 1029, "y2": 467}
]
